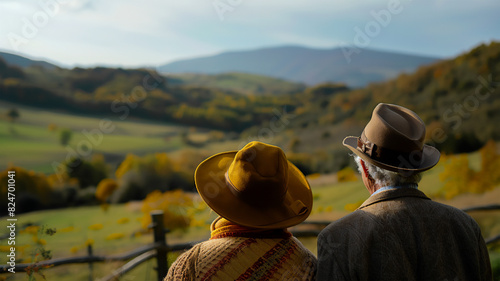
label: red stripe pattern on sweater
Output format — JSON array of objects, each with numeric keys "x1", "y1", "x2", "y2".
[
  {"x1": 201, "y1": 238, "x2": 257, "y2": 281},
  {"x1": 235, "y1": 238, "x2": 297, "y2": 281}
]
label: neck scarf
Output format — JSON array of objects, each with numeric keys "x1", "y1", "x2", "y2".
[{"x1": 210, "y1": 216, "x2": 292, "y2": 240}]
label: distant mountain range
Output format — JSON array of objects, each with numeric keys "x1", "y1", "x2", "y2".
[
  {"x1": 1, "y1": 46, "x2": 439, "y2": 88},
  {"x1": 0, "y1": 51, "x2": 58, "y2": 70},
  {"x1": 158, "y1": 46, "x2": 440, "y2": 87}
]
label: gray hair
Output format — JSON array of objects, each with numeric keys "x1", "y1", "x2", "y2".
[{"x1": 353, "y1": 156, "x2": 422, "y2": 187}]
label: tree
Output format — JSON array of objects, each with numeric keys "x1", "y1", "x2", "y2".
[
  {"x1": 59, "y1": 128, "x2": 73, "y2": 146},
  {"x1": 438, "y1": 154, "x2": 473, "y2": 199},
  {"x1": 471, "y1": 140, "x2": 500, "y2": 193},
  {"x1": 305, "y1": 83, "x2": 349, "y2": 97},
  {"x1": 6, "y1": 108, "x2": 20, "y2": 122},
  {"x1": 95, "y1": 178, "x2": 118, "y2": 202},
  {"x1": 438, "y1": 140, "x2": 500, "y2": 199},
  {"x1": 65, "y1": 158, "x2": 107, "y2": 189},
  {"x1": 112, "y1": 152, "x2": 195, "y2": 203},
  {"x1": 0, "y1": 166, "x2": 54, "y2": 215}
]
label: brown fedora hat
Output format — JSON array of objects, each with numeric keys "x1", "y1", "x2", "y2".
[
  {"x1": 195, "y1": 141, "x2": 312, "y2": 229},
  {"x1": 343, "y1": 103, "x2": 440, "y2": 173}
]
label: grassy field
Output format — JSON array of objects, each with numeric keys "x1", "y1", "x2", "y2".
[
  {"x1": 0, "y1": 101, "x2": 222, "y2": 173},
  {"x1": 0, "y1": 202, "x2": 216, "y2": 281},
  {"x1": 168, "y1": 72, "x2": 305, "y2": 95},
  {"x1": 0, "y1": 100, "x2": 251, "y2": 176},
  {"x1": 0, "y1": 100, "x2": 360, "y2": 174}
]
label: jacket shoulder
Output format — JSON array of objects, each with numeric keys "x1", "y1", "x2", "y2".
[{"x1": 318, "y1": 210, "x2": 379, "y2": 250}]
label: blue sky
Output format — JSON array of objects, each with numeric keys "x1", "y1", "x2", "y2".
[{"x1": 0, "y1": 0, "x2": 499, "y2": 68}]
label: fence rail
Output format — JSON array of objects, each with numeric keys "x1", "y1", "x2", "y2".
[
  {"x1": 462, "y1": 204, "x2": 500, "y2": 213},
  {"x1": 0, "y1": 242, "x2": 162, "y2": 272},
  {"x1": 97, "y1": 250, "x2": 156, "y2": 281},
  {"x1": 1, "y1": 204, "x2": 499, "y2": 281}
]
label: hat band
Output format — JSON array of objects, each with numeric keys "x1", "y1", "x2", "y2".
[{"x1": 357, "y1": 133, "x2": 423, "y2": 168}]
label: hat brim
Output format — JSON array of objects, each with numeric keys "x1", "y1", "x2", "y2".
[
  {"x1": 343, "y1": 136, "x2": 440, "y2": 173},
  {"x1": 195, "y1": 151, "x2": 313, "y2": 229}
]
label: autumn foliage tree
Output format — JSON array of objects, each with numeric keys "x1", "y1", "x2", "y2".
[
  {"x1": 95, "y1": 178, "x2": 118, "y2": 202},
  {"x1": 479, "y1": 140, "x2": 500, "y2": 183},
  {"x1": 0, "y1": 166, "x2": 57, "y2": 215},
  {"x1": 438, "y1": 154, "x2": 473, "y2": 199},
  {"x1": 140, "y1": 190, "x2": 195, "y2": 231},
  {"x1": 438, "y1": 140, "x2": 500, "y2": 199},
  {"x1": 112, "y1": 152, "x2": 194, "y2": 203}
]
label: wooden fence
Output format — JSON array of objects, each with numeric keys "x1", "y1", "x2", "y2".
[{"x1": 1, "y1": 205, "x2": 499, "y2": 281}]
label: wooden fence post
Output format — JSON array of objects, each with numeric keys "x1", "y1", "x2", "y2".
[
  {"x1": 151, "y1": 211, "x2": 168, "y2": 281},
  {"x1": 88, "y1": 244, "x2": 94, "y2": 281}
]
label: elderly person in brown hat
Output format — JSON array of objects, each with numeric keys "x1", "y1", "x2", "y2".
[
  {"x1": 165, "y1": 141, "x2": 316, "y2": 280},
  {"x1": 317, "y1": 103, "x2": 492, "y2": 281}
]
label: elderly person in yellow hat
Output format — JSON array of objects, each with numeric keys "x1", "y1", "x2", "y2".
[
  {"x1": 317, "y1": 103, "x2": 492, "y2": 280},
  {"x1": 165, "y1": 141, "x2": 316, "y2": 280}
]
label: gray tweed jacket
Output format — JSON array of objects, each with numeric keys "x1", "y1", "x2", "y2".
[{"x1": 317, "y1": 188, "x2": 492, "y2": 281}]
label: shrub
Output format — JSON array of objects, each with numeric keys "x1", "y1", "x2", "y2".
[
  {"x1": 0, "y1": 166, "x2": 55, "y2": 215},
  {"x1": 438, "y1": 140, "x2": 500, "y2": 199},
  {"x1": 95, "y1": 178, "x2": 118, "y2": 202},
  {"x1": 65, "y1": 157, "x2": 107, "y2": 189},
  {"x1": 112, "y1": 152, "x2": 194, "y2": 203},
  {"x1": 140, "y1": 190, "x2": 194, "y2": 231},
  {"x1": 59, "y1": 128, "x2": 73, "y2": 146}
]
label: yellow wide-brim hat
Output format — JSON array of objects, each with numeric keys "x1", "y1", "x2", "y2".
[{"x1": 195, "y1": 141, "x2": 313, "y2": 229}]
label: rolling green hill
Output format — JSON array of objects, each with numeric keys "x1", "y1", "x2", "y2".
[
  {"x1": 168, "y1": 72, "x2": 306, "y2": 95},
  {"x1": 0, "y1": 59, "x2": 297, "y2": 131}
]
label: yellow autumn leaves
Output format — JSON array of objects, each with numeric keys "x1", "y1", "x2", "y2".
[
  {"x1": 438, "y1": 140, "x2": 500, "y2": 199},
  {"x1": 140, "y1": 189, "x2": 204, "y2": 231}
]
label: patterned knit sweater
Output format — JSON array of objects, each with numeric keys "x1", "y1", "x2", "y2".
[{"x1": 164, "y1": 236, "x2": 317, "y2": 280}]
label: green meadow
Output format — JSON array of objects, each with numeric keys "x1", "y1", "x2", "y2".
[{"x1": 0, "y1": 101, "x2": 213, "y2": 173}]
